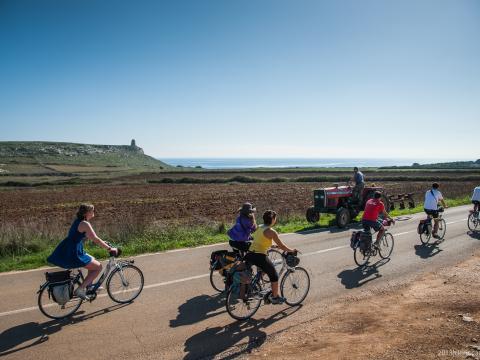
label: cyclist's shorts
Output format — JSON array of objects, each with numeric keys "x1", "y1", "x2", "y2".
[
  {"x1": 362, "y1": 219, "x2": 382, "y2": 232},
  {"x1": 424, "y1": 209, "x2": 439, "y2": 219},
  {"x1": 472, "y1": 200, "x2": 480, "y2": 205},
  {"x1": 244, "y1": 252, "x2": 278, "y2": 282}
]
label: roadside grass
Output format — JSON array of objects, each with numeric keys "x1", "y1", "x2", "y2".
[{"x1": 0, "y1": 196, "x2": 473, "y2": 272}]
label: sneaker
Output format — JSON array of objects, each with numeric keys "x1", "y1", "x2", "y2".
[
  {"x1": 86, "y1": 285, "x2": 104, "y2": 295},
  {"x1": 74, "y1": 287, "x2": 90, "y2": 300},
  {"x1": 432, "y1": 234, "x2": 441, "y2": 239},
  {"x1": 270, "y1": 296, "x2": 286, "y2": 305}
]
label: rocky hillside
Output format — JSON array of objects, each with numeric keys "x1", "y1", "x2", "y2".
[{"x1": 0, "y1": 140, "x2": 171, "y2": 169}]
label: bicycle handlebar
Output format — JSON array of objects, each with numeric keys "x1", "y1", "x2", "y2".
[
  {"x1": 105, "y1": 242, "x2": 121, "y2": 257},
  {"x1": 382, "y1": 219, "x2": 395, "y2": 227},
  {"x1": 109, "y1": 248, "x2": 122, "y2": 257}
]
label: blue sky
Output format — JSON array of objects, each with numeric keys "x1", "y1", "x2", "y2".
[{"x1": 0, "y1": 0, "x2": 479, "y2": 159}]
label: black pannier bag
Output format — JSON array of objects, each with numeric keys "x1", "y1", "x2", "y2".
[
  {"x1": 46, "y1": 270, "x2": 71, "y2": 283},
  {"x1": 46, "y1": 270, "x2": 73, "y2": 305},
  {"x1": 359, "y1": 232, "x2": 372, "y2": 251},
  {"x1": 210, "y1": 250, "x2": 229, "y2": 270},
  {"x1": 350, "y1": 231, "x2": 361, "y2": 249}
]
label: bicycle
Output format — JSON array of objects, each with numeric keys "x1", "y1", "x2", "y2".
[
  {"x1": 38, "y1": 247, "x2": 144, "y2": 319},
  {"x1": 419, "y1": 207, "x2": 446, "y2": 244},
  {"x1": 468, "y1": 205, "x2": 480, "y2": 232},
  {"x1": 351, "y1": 219, "x2": 395, "y2": 267},
  {"x1": 225, "y1": 251, "x2": 310, "y2": 320},
  {"x1": 209, "y1": 246, "x2": 286, "y2": 293}
]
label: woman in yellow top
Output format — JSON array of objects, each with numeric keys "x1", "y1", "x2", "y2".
[{"x1": 245, "y1": 210, "x2": 297, "y2": 304}]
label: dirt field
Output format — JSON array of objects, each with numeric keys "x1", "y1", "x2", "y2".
[
  {"x1": 0, "y1": 180, "x2": 477, "y2": 228},
  {"x1": 246, "y1": 251, "x2": 480, "y2": 360}
]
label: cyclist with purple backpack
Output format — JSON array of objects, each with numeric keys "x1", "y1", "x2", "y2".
[{"x1": 227, "y1": 202, "x2": 257, "y2": 253}]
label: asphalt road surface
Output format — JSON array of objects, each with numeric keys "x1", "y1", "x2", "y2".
[{"x1": 0, "y1": 205, "x2": 478, "y2": 359}]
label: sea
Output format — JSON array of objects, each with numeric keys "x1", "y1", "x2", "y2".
[{"x1": 159, "y1": 158, "x2": 452, "y2": 170}]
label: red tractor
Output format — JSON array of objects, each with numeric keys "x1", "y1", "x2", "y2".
[{"x1": 306, "y1": 184, "x2": 391, "y2": 228}]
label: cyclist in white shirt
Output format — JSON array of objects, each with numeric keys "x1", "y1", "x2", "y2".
[
  {"x1": 424, "y1": 183, "x2": 448, "y2": 238},
  {"x1": 471, "y1": 186, "x2": 480, "y2": 212}
]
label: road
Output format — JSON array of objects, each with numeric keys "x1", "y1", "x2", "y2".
[{"x1": 0, "y1": 205, "x2": 478, "y2": 359}]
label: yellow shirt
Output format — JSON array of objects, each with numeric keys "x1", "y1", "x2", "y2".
[{"x1": 249, "y1": 224, "x2": 272, "y2": 254}]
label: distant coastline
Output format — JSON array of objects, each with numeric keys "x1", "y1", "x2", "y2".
[{"x1": 160, "y1": 158, "x2": 464, "y2": 170}]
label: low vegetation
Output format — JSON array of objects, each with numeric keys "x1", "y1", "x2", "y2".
[{"x1": 0, "y1": 196, "x2": 472, "y2": 272}]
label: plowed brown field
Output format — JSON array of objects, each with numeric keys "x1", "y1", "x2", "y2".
[{"x1": 0, "y1": 180, "x2": 476, "y2": 227}]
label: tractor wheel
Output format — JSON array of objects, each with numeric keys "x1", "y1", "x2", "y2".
[
  {"x1": 306, "y1": 206, "x2": 320, "y2": 223},
  {"x1": 336, "y1": 207, "x2": 350, "y2": 228},
  {"x1": 349, "y1": 208, "x2": 359, "y2": 221}
]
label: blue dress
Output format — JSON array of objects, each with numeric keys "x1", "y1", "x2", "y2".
[{"x1": 47, "y1": 219, "x2": 92, "y2": 269}]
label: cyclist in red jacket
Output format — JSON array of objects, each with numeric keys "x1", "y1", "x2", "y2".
[{"x1": 362, "y1": 192, "x2": 395, "y2": 246}]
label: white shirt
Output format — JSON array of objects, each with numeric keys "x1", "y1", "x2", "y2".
[
  {"x1": 472, "y1": 186, "x2": 480, "y2": 202},
  {"x1": 424, "y1": 189, "x2": 443, "y2": 210}
]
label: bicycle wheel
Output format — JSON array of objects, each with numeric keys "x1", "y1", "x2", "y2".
[
  {"x1": 378, "y1": 233, "x2": 394, "y2": 259},
  {"x1": 468, "y1": 213, "x2": 480, "y2": 232},
  {"x1": 107, "y1": 264, "x2": 144, "y2": 303},
  {"x1": 280, "y1": 267, "x2": 310, "y2": 306},
  {"x1": 420, "y1": 224, "x2": 432, "y2": 245},
  {"x1": 210, "y1": 268, "x2": 226, "y2": 292},
  {"x1": 436, "y1": 219, "x2": 446, "y2": 240},
  {"x1": 354, "y1": 246, "x2": 371, "y2": 267},
  {"x1": 38, "y1": 283, "x2": 82, "y2": 320},
  {"x1": 225, "y1": 283, "x2": 262, "y2": 320}
]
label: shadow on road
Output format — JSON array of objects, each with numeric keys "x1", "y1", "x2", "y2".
[
  {"x1": 0, "y1": 303, "x2": 128, "y2": 357},
  {"x1": 295, "y1": 214, "x2": 413, "y2": 236},
  {"x1": 414, "y1": 243, "x2": 443, "y2": 259},
  {"x1": 183, "y1": 306, "x2": 301, "y2": 360},
  {"x1": 170, "y1": 293, "x2": 226, "y2": 327},
  {"x1": 467, "y1": 231, "x2": 480, "y2": 240},
  {"x1": 337, "y1": 258, "x2": 389, "y2": 289}
]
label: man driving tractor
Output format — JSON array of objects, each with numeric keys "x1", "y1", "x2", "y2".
[{"x1": 351, "y1": 167, "x2": 365, "y2": 204}]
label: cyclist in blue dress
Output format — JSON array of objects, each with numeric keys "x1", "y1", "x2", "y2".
[{"x1": 47, "y1": 204, "x2": 118, "y2": 299}]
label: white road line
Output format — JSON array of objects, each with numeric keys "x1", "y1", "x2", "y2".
[
  {"x1": 0, "y1": 246, "x2": 349, "y2": 318},
  {"x1": 446, "y1": 219, "x2": 467, "y2": 225},
  {"x1": 302, "y1": 245, "x2": 348, "y2": 257},
  {"x1": 0, "y1": 306, "x2": 39, "y2": 317},
  {"x1": 143, "y1": 273, "x2": 210, "y2": 289},
  {"x1": 0, "y1": 274, "x2": 212, "y2": 318},
  {"x1": 393, "y1": 231, "x2": 412, "y2": 236}
]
